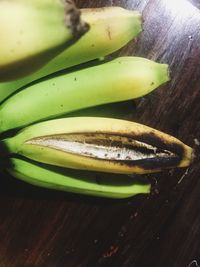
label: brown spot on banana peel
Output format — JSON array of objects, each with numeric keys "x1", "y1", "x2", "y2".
[{"x1": 25, "y1": 131, "x2": 193, "y2": 174}]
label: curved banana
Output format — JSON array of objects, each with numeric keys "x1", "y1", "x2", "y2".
[
  {"x1": 0, "y1": 7, "x2": 142, "y2": 102},
  {"x1": 4, "y1": 117, "x2": 193, "y2": 174},
  {"x1": 0, "y1": 0, "x2": 88, "y2": 81},
  {"x1": 8, "y1": 158, "x2": 150, "y2": 199},
  {"x1": 0, "y1": 57, "x2": 169, "y2": 133}
]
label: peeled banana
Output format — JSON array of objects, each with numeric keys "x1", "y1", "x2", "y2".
[
  {"x1": 0, "y1": 57, "x2": 169, "y2": 133},
  {"x1": 0, "y1": 0, "x2": 88, "y2": 81},
  {"x1": 3, "y1": 117, "x2": 193, "y2": 174},
  {"x1": 0, "y1": 6, "x2": 142, "y2": 102},
  {"x1": 8, "y1": 158, "x2": 150, "y2": 199}
]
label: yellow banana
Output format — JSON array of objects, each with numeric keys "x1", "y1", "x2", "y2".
[{"x1": 3, "y1": 117, "x2": 193, "y2": 174}]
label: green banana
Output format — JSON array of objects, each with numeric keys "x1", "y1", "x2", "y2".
[
  {"x1": 0, "y1": 6, "x2": 142, "y2": 102},
  {"x1": 0, "y1": 0, "x2": 88, "y2": 81},
  {"x1": 8, "y1": 158, "x2": 150, "y2": 199},
  {"x1": 3, "y1": 117, "x2": 193, "y2": 174},
  {"x1": 0, "y1": 57, "x2": 169, "y2": 133}
]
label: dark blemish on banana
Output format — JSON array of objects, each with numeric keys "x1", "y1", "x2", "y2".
[
  {"x1": 84, "y1": 151, "x2": 94, "y2": 157},
  {"x1": 52, "y1": 83, "x2": 55, "y2": 86},
  {"x1": 135, "y1": 133, "x2": 185, "y2": 160},
  {"x1": 106, "y1": 27, "x2": 112, "y2": 40},
  {"x1": 91, "y1": 44, "x2": 95, "y2": 47},
  {"x1": 115, "y1": 156, "x2": 181, "y2": 170},
  {"x1": 60, "y1": 104, "x2": 63, "y2": 107},
  {"x1": 151, "y1": 82, "x2": 154, "y2": 85},
  {"x1": 74, "y1": 77, "x2": 77, "y2": 81}
]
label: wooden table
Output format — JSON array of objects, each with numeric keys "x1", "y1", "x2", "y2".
[{"x1": 0, "y1": 1, "x2": 200, "y2": 266}]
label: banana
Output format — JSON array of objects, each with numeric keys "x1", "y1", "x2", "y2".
[
  {"x1": 0, "y1": 57, "x2": 169, "y2": 133},
  {"x1": 8, "y1": 158, "x2": 150, "y2": 199},
  {"x1": 0, "y1": 7, "x2": 142, "y2": 102},
  {"x1": 0, "y1": 0, "x2": 88, "y2": 81},
  {"x1": 3, "y1": 117, "x2": 193, "y2": 174}
]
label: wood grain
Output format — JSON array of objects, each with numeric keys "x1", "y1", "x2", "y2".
[{"x1": 0, "y1": 1, "x2": 200, "y2": 266}]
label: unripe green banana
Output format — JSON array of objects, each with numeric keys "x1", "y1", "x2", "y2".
[
  {"x1": 3, "y1": 117, "x2": 193, "y2": 174},
  {"x1": 8, "y1": 158, "x2": 150, "y2": 199},
  {"x1": 0, "y1": 57, "x2": 169, "y2": 133},
  {"x1": 0, "y1": 0, "x2": 88, "y2": 81},
  {"x1": 0, "y1": 7, "x2": 142, "y2": 102}
]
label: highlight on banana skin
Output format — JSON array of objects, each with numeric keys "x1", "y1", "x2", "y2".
[{"x1": 0, "y1": 2, "x2": 194, "y2": 199}]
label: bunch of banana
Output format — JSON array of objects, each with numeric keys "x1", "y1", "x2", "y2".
[
  {"x1": 0, "y1": 0, "x2": 88, "y2": 81},
  {"x1": 0, "y1": 4, "x2": 193, "y2": 199},
  {"x1": 0, "y1": 7, "x2": 142, "y2": 102}
]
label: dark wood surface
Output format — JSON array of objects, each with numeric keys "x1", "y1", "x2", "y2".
[{"x1": 1, "y1": 1, "x2": 200, "y2": 266}]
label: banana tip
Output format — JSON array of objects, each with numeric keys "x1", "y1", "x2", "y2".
[{"x1": 166, "y1": 64, "x2": 171, "y2": 81}]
